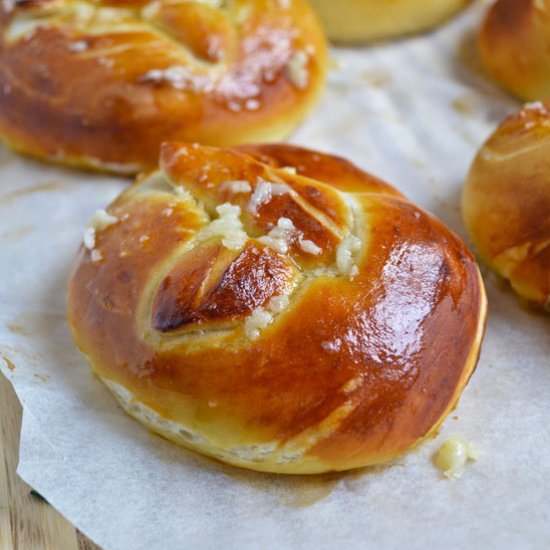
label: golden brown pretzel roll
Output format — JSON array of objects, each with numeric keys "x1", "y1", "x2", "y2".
[
  {"x1": 479, "y1": 0, "x2": 550, "y2": 101},
  {"x1": 308, "y1": 0, "x2": 471, "y2": 44},
  {"x1": 0, "y1": 0, "x2": 326, "y2": 173},
  {"x1": 68, "y1": 143, "x2": 487, "y2": 474},
  {"x1": 463, "y1": 101, "x2": 550, "y2": 308}
]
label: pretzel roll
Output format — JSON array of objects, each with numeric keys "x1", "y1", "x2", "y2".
[
  {"x1": 479, "y1": 0, "x2": 550, "y2": 101},
  {"x1": 308, "y1": 0, "x2": 471, "y2": 44},
  {"x1": 0, "y1": 1, "x2": 326, "y2": 174},
  {"x1": 464, "y1": 101, "x2": 550, "y2": 308},
  {"x1": 68, "y1": 143, "x2": 487, "y2": 474}
]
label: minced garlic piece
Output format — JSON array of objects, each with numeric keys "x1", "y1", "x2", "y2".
[
  {"x1": 258, "y1": 217, "x2": 295, "y2": 254},
  {"x1": 336, "y1": 235, "x2": 361, "y2": 276},
  {"x1": 174, "y1": 186, "x2": 193, "y2": 200},
  {"x1": 221, "y1": 180, "x2": 252, "y2": 194},
  {"x1": 434, "y1": 435, "x2": 483, "y2": 479},
  {"x1": 201, "y1": 203, "x2": 247, "y2": 251},
  {"x1": 83, "y1": 227, "x2": 96, "y2": 250},
  {"x1": 286, "y1": 50, "x2": 309, "y2": 89},
  {"x1": 68, "y1": 40, "x2": 88, "y2": 52},
  {"x1": 267, "y1": 294, "x2": 289, "y2": 314},
  {"x1": 244, "y1": 294, "x2": 290, "y2": 339},
  {"x1": 90, "y1": 249, "x2": 104, "y2": 263},
  {"x1": 299, "y1": 238, "x2": 322, "y2": 255},
  {"x1": 244, "y1": 308, "x2": 273, "y2": 340},
  {"x1": 84, "y1": 209, "x2": 118, "y2": 250},
  {"x1": 281, "y1": 166, "x2": 297, "y2": 174},
  {"x1": 524, "y1": 100, "x2": 545, "y2": 112}
]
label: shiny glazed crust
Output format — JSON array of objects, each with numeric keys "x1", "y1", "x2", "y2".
[
  {"x1": 308, "y1": 0, "x2": 471, "y2": 44},
  {"x1": 463, "y1": 101, "x2": 550, "y2": 307},
  {"x1": 68, "y1": 143, "x2": 487, "y2": 474},
  {"x1": 0, "y1": 0, "x2": 327, "y2": 173},
  {"x1": 479, "y1": 0, "x2": 550, "y2": 101}
]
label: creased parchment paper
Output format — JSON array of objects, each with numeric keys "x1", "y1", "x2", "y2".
[{"x1": 1, "y1": 3, "x2": 550, "y2": 548}]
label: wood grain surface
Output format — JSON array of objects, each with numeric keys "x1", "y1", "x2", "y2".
[{"x1": 0, "y1": 372, "x2": 101, "y2": 550}]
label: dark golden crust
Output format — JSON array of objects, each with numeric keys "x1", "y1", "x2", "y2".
[
  {"x1": 479, "y1": 0, "x2": 550, "y2": 101},
  {"x1": 463, "y1": 101, "x2": 550, "y2": 306},
  {"x1": 236, "y1": 143, "x2": 404, "y2": 197},
  {"x1": 0, "y1": 0, "x2": 327, "y2": 173},
  {"x1": 68, "y1": 143, "x2": 487, "y2": 473},
  {"x1": 152, "y1": 241, "x2": 296, "y2": 332}
]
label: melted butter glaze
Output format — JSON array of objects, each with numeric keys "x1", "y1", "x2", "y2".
[{"x1": 68, "y1": 143, "x2": 486, "y2": 473}]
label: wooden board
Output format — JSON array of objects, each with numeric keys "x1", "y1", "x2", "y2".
[{"x1": 0, "y1": 372, "x2": 101, "y2": 550}]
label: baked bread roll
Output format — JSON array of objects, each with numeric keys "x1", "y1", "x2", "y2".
[
  {"x1": 308, "y1": 0, "x2": 471, "y2": 44},
  {"x1": 463, "y1": 101, "x2": 550, "y2": 308},
  {"x1": 68, "y1": 143, "x2": 487, "y2": 474},
  {"x1": 0, "y1": 1, "x2": 326, "y2": 174},
  {"x1": 479, "y1": 0, "x2": 550, "y2": 101}
]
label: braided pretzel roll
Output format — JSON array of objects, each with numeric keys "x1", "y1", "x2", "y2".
[
  {"x1": 307, "y1": 0, "x2": 471, "y2": 44},
  {"x1": 479, "y1": 0, "x2": 550, "y2": 101},
  {"x1": 0, "y1": 0, "x2": 326, "y2": 174},
  {"x1": 463, "y1": 101, "x2": 550, "y2": 308},
  {"x1": 68, "y1": 143, "x2": 487, "y2": 474}
]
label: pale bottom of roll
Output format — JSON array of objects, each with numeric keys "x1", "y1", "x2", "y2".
[{"x1": 102, "y1": 378, "x2": 334, "y2": 474}]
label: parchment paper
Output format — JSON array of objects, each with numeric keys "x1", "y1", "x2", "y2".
[{"x1": 2, "y1": 2, "x2": 550, "y2": 548}]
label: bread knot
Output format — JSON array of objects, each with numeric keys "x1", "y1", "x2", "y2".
[
  {"x1": 0, "y1": 0, "x2": 327, "y2": 171},
  {"x1": 68, "y1": 143, "x2": 487, "y2": 473},
  {"x1": 464, "y1": 100, "x2": 550, "y2": 308}
]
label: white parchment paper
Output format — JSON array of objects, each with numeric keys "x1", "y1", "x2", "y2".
[{"x1": 2, "y1": 3, "x2": 550, "y2": 548}]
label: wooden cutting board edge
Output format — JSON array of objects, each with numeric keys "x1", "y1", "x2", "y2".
[{"x1": 0, "y1": 371, "x2": 101, "y2": 550}]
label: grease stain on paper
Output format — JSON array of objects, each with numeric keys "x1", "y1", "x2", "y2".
[
  {"x1": 0, "y1": 181, "x2": 70, "y2": 207},
  {"x1": 1, "y1": 355, "x2": 16, "y2": 372},
  {"x1": 220, "y1": 461, "x2": 403, "y2": 509},
  {"x1": 452, "y1": 94, "x2": 477, "y2": 118},
  {"x1": 7, "y1": 322, "x2": 30, "y2": 336},
  {"x1": 149, "y1": 429, "x2": 402, "y2": 508},
  {"x1": 0, "y1": 225, "x2": 34, "y2": 241},
  {"x1": 361, "y1": 68, "x2": 393, "y2": 88}
]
